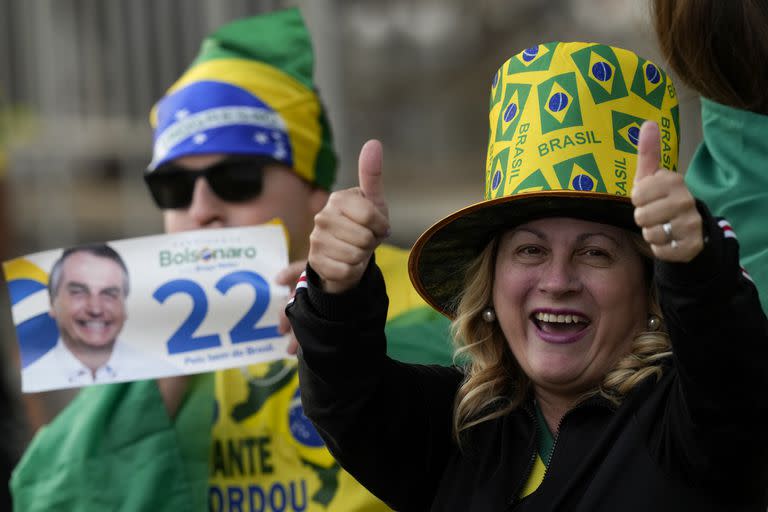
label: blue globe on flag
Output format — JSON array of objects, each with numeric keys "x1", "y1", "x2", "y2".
[
  {"x1": 549, "y1": 92, "x2": 569, "y2": 112},
  {"x1": 592, "y1": 61, "x2": 612, "y2": 82},
  {"x1": 522, "y1": 46, "x2": 539, "y2": 62}
]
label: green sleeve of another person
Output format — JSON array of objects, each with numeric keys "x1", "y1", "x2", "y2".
[{"x1": 685, "y1": 98, "x2": 768, "y2": 312}]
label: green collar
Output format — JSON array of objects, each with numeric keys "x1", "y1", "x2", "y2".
[{"x1": 534, "y1": 401, "x2": 555, "y2": 466}]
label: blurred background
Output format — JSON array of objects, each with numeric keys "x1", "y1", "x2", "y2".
[{"x1": 0, "y1": 0, "x2": 703, "y2": 452}]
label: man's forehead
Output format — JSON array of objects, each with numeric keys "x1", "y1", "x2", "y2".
[
  {"x1": 61, "y1": 252, "x2": 125, "y2": 280},
  {"x1": 170, "y1": 153, "x2": 295, "y2": 175},
  {"x1": 172, "y1": 153, "x2": 227, "y2": 170}
]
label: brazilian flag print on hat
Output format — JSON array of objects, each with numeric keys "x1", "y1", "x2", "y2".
[
  {"x1": 409, "y1": 42, "x2": 680, "y2": 317},
  {"x1": 147, "y1": 8, "x2": 337, "y2": 190}
]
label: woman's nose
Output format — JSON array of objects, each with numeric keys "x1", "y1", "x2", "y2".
[{"x1": 538, "y1": 258, "x2": 582, "y2": 296}]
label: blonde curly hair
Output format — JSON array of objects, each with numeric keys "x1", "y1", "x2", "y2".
[{"x1": 451, "y1": 231, "x2": 671, "y2": 442}]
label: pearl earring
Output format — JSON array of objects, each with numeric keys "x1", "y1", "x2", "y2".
[
  {"x1": 482, "y1": 307, "x2": 496, "y2": 323},
  {"x1": 647, "y1": 314, "x2": 661, "y2": 331}
]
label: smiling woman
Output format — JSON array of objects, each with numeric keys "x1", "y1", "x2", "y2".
[
  {"x1": 452, "y1": 217, "x2": 665, "y2": 434},
  {"x1": 288, "y1": 41, "x2": 768, "y2": 511}
]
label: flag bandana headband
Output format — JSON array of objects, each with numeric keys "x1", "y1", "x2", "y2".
[
  {"x1": 408, "y1": 41, "x2": 680, "y2": 317},
  {"x1": 147, "y1": 9, "x2": 336, "y2": 191},
  {"x1": 150, "y1": 77, "x2": 294, "y2": 171}
]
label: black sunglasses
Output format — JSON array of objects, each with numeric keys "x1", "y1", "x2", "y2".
[{"x1": 144, "y1": 156, "x2": 271, "y2": 209}]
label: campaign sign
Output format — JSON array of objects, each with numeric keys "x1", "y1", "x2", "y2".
[{"x1": 3, "y1": 225, "x2": 290, "y2": 393}]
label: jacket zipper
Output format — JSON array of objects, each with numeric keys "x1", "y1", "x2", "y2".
[
  {"x1": 544, "y1": 417, "x2": 562, "y2": 471},
  {"x1": 543, "y1": 398, "x2": 615, "y2": 479},
  {"x1": 508, "y1": 406, "x2": 538, "y2": 508},
  {"x1": 509, "y1": 396, "x2": 616, "y2": 509}
]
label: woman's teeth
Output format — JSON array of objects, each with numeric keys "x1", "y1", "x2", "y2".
[{"x1": 534, "y1": 312, "x2": 588, "y2": 324}]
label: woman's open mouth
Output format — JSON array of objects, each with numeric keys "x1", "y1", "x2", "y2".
[{"x1": 531, "y1": 311, "x2": 590, "y2": 343}]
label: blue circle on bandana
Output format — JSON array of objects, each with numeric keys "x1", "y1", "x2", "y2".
[
  {"x1": 522, "y1": 46, "x2": 539, "y2": 62},
  {"x1": 592, "y1": 62, "x2": 612, "y2": 82},
  {"x1": 628, "y1": 126, "x2": 640, "y2": 146},
  {"x1": 503, "y1": 103, "x2": 518, "y2": 122},
  {"x1": 491, "y1": 170, "x2": 502, "y2": 190},
  {"x1": 645, "y1": 64, "x2": 661, "y2": 84},
  {"x1": 548, "y1": 92, "x2": 569, "y2": 112},
  {"x1": 572, "y1": 174, "x2": 595, "y2": 191},
  {"x1": 492, "y1": 70, "x2": 499, "y2": 88},
  {"x1": 288, "y1": 388, "x2": 324, "y2": 447}
]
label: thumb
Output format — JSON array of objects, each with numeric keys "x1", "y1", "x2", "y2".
[
  {"x1": 634, "y1": 121, "x2": 661, "y2": 186},
  {"x1": 358, "y1": 139, "x2": 388, "y2": 215}
]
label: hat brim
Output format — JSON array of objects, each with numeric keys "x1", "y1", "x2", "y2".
[{"x1": 408, "y1": 191, "x2": 637, "y2": 318}]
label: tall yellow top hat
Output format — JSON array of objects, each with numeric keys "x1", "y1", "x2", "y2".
[{"x1": 409, "y1": 42, "x2": 680, "y2": 317}]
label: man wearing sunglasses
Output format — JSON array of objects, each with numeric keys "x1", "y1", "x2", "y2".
[{"x1": 12, "y1": 8, "x2": 453, "y2": 511}]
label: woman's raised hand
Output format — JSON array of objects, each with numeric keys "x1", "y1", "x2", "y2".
[
  {"x1": 632, "y1": 121, "x2": 704, "y2": 262},
  {"x1": 309, "y1": 139, "x2": 390, "y2": 293}
]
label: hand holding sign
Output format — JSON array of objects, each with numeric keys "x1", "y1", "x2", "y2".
[
  {"x1": 631, "y1": 121, "x2": 704, "y2": 262},
  {"x1": 309, "y1": 139, "x2": 391, "y2": 294},
  {"x1": 276, "y1": 260, "x2": 307, "y2": 355}
]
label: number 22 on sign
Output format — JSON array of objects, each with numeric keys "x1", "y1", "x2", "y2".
[{"x1": 153, "y1": 270, "x2": 279, "y2": 355}]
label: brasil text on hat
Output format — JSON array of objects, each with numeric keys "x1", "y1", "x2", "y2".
[
  {"x1": 409, "y1": 42, "x2": 680, "y2": 317},
  {"x1": 147, "y1": 8, "x2": 336, "y2": 190}
]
